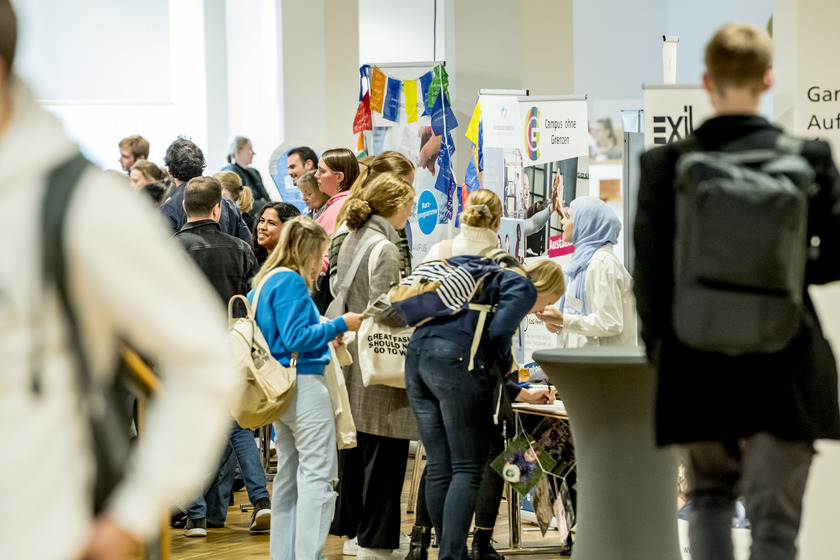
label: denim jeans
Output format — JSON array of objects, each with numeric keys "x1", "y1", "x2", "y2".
[
  {"x1": 270, "y1": 375, "x2": 338, "y2": 560},
  {"x1": 405, "y1": 336, "x2": 493, "y2": 560},
  {"x1": 682, "y1": 432, "x2": 814, "y2": 560},
  {"x1": 187, "y1": 422, "x2": 271, "y2": 523}
]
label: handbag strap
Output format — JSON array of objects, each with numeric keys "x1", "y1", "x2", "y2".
[
  {"x1": 337, "y1": 233, "x2": 387, "y2": 301},
  {"x1": 244, "y1": 266, "x2": 299, "y2": 366}
]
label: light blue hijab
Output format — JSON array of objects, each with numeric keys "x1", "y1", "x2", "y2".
[{"x1": 557, "y1": 197, "x2": 621, "y2": 316}]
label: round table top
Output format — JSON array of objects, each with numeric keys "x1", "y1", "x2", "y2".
[{"x1": 533, "y1": 345, "x2": 648, "y2": 366}]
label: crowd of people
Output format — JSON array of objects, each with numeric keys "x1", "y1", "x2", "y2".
[
  {"x1": 4, "y1": 1, "x2": 838, "y2": 558},
  {"x1": 104, "y1": 131, "x2": 605, "y2": 560}
]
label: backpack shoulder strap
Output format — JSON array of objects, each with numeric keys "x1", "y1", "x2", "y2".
[{"x1": 33, "y1": 153, "x2": 94, "y2": 394}]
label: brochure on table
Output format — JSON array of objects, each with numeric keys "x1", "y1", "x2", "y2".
[
  {"x1": 353, "y1": 63, "x2": 459, "y2": 266},
  {"x1": 476, "y1": 93, "x2": 589, "y2": 375}
]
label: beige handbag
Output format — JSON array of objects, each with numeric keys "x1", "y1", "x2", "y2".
[{"x1": 228, "y1": 268, "x2": 298, "y2": 429}]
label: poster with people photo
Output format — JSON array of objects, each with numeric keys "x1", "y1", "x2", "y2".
[{"x1": 491, "y1": 433, "x2": 556, "y2": 497}]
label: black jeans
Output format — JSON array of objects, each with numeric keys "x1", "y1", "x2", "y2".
[{"x1": 330, "y1": 431, "x2": 409, "y2": 549}]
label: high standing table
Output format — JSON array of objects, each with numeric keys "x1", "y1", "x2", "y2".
[{"x1": 533, "y1": 346, "x2": 680, "y2": 560}]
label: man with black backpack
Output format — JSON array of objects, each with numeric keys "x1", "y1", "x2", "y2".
[{"x1": 635, "y1": 23, "x2": 840, "y2": 560}]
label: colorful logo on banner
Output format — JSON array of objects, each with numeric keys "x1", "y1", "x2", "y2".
[
  {"x1": 524, "y1": 106, "x2": 541, "y2": 161},
  {"x1": 417, "y1": 190, "x2": 438, "y2": 235}
]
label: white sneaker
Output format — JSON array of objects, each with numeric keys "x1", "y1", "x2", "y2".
[
  {"x1": 343, "y1": 536, "x2": 360, "y2": 556},
  {"x1": 357, "y1": 547, "x2": 396, "y2": 560},
  {"x1": 396, "y1": 533, "x2": 410, "y2": 558}
]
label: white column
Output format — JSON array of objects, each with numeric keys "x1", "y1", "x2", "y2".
[
  {"x1": 279, "y1": 0, "x2": 359, "y2": 151},
  {"x1": 774, "y1": 2, "x2": 840, "y2": 559},
  {"x1": 443, "y1": 0, "x2": 574, "y2": 175}
]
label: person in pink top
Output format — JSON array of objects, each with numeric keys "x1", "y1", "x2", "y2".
[{"x1": 315, "y1": 148, "x2": 360, "y2": 272}]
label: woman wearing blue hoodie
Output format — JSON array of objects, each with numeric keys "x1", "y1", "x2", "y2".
[{"x1": 249, "y1": 216, "x2": 364, "y2": 560}]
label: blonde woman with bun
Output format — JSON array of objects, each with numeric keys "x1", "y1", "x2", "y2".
[
  {"x1": 423, "y1": 188, "x2": 501, "y2": 261},
  {"x1": 405, "y1": 189, "x2": 564, "y2": 560},
  {"x1": 331, "y1": 174, "x2": 417, "y2": 559},
  {"x1": 250, "y1": 216, "x2": 364, "y2": 560},
  {"x1": 329, "y1": 151, "x2": 416, "y2": 296}
]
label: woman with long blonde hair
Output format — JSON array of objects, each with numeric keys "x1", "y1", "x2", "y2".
[{"x1": 249, "y1": 217, "x2": 364, "y2": 560}]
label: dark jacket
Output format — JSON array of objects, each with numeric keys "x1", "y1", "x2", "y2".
[
  {"x1": 411, "y1": 268, "x2": 537, "y2": 378},
  {"x1": 634, "y1": 114, "x2": 840, "y2": 445},
  {"x1": 161, "y1": 183, "x2": 252, "y2": 244},
  {"x1": 174, "y1": 219, "x2": 259, "y2": 310},
  {"x1": 223, "y1": 163, "x2": 272, "y2": 203}
]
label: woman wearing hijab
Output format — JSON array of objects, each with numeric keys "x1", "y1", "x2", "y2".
[{"x1": 536, "y1": 196, "x2": 637, "y2": 347}]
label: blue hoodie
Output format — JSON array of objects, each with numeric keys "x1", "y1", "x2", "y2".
[{"x1": 248, "y1": 269, "x2": 347, "y2": 375}]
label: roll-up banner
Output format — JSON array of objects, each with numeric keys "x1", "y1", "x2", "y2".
[
  {"x1": 479, "y1": 93, "x2": 589, "y2": 377},
  {"x1": 642, "y1": 85, "x2": 714, "y2": 150}
]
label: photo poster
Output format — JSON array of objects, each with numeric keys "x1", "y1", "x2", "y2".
[
  {"x1": 642, "y1": 85, "x2": 714, "y2": 150},
  {"x1": 354, "y1": 64, "x2": 459, "y2": 266},
  {"x1": 480, "y1": 94, "x2": 589, "y2": 379}
]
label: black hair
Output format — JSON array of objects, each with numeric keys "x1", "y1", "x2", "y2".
[
  {"x1": 288, "y1": 146, "x2": 319, "y2": 168},
  {"x1": 164, "y1": 136, "x2": 206, "y2": 183},
  {"x1": 252, "y1": 202, "x2": 302, "y2": 265},
  {"x1": 140, "y1": 181, "x2": 167, "y2": 208}
]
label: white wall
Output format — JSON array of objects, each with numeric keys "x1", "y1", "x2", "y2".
[
  {"x1": 358, "y1": 0, "x2": 439, "y2": 65},
  {"x1": 573, "y1": 0, "x2": 773, "y2": 125},
  {"x1": 12, "y1": 0, "x2": 208, "y2": 170}
]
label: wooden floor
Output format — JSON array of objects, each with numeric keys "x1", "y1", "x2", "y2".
[{"x1": 163, "y1": 454, "x2": 570, "y2": 559}]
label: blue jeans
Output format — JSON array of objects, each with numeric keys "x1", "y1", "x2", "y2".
[
  {"x1": 187, "y1": 422, "x2": 270, "y2": 523},
  {"x1": 682, "y1": 432, "x2": 814, "y2": 560},
  {"x1": 270, "y1": 375, "x2": 338, "y2": 560},
  {"x1": 405, "y1": 336, "x2": 492, "y2": 560}
]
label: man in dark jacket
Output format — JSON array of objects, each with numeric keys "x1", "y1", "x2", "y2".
[
  {"x1": 634, "y1": 23, "x2": 840, "y2": 560},
  {"x1": 160, "y1": 136, "x2": 252, "y2": 243},
  {"x1": 174, "y1": 176, "x2": 270, "y2": 536}
]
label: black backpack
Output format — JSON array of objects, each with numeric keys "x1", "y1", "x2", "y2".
[{"x1": 672, "y1": 134, "x2": 816, "y2": 356}]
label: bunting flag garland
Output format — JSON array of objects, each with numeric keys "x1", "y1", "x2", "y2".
[
  {"x1": 370, "y1": 67, "x2": 386, "y2": 113},
  {"x1": 353, "y1": 63, "x2": 459, "y2": 220},
  {"x1": 382, "y1": 77, "x2": 402, "y2": 122}
]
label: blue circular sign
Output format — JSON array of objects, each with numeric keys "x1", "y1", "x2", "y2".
[{"x1": 416, "y1": 190, "x2": 438, "y2": 235}]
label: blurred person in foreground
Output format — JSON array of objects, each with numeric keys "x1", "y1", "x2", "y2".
[
  {"x1": 635, "y1": 23, "x2": 840, "y2": 560},
  {"x1": 0, "y1": 2, "x2": 237, "y2": 558}
]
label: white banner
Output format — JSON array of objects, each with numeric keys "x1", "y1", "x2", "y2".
[{"x1": 642, "y1": 85, "x2": 714, "y2": 149}]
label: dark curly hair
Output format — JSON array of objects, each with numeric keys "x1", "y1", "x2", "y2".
[{"x1": 164, "y1": 136, "x2": 206, "y2": 183}]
